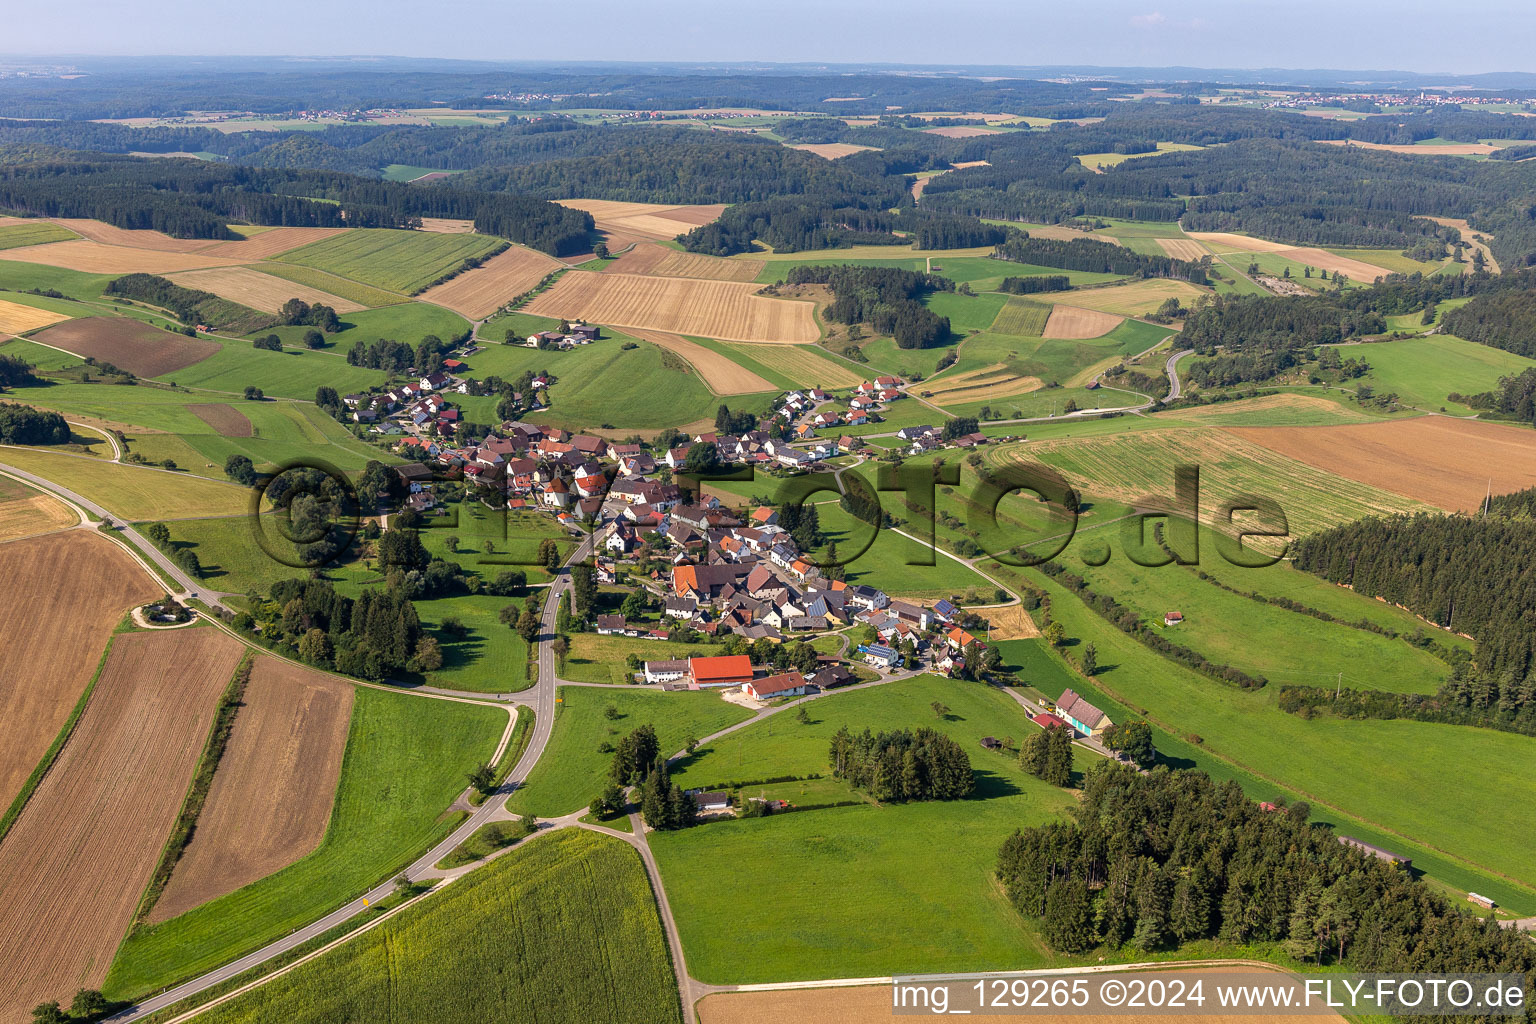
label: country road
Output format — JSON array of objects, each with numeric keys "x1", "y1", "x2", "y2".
[{"x1": 1165, "y1": 347, "x2": 1194, "y2": 400}]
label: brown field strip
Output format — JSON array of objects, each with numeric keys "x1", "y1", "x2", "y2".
[
  {"x1": 927, "y1": 363, "x2": 1044, "y2": 404},
  {"x1": 785, "y1": 143, "x2": 878, "y2": 159},
  {"x1": 722, "y1": 342, "x2": 865, "y2": 389},
  {"x1": 150, "y1": 656, "x2": 354, "y2": 923},
  {"x1": 650, "y1": 248, "x2": 765, "y2": 282},
  {"x1": 417, "y1": 217, "x2": 478, "y2": 234},
  {"x1": 0, "y1": 628, "x2": 244, "y2": 1020},
  {"x1": 0, "y1": 483, "x2": 78, "y2": 542},
  {"x1": 48, "y1": 218, "x2": 227, "y2": 253},
  {"x1": 986, "y1": 603, "x2": 1041, "y2": 640},
  {"x1": 28, "y1": 317, "x2": 219, "y2": 376},
  {"x1": 416, "y1": 245, "x2": 563, "y2": 318},
  {"x1": 1227, "y1": 416, "x2": 1536, "y2": 512},
  {"x1": 167, "y1": 265, "x2": 365, "y2": 314},
  {"x1": 1317, "y1": 138, "x2": 1499, "y2": 156},
  {"x1": 1186, "y1": 232, "x2": 1296, "y2": 254},
  {"x1": 0, "y1": 531, "x2": 156, "y2": 811},
  {"x1": 199, "y1": 227, "x2": 350, "y2": 260},
  {"x1": 626, "y1": 330, "x2": 775, "y2": 395},
  {"x1": 0, "y1": 297, "x2": 71, "y2": 334},
  {"x1": 1156, "y1": 237, "x2": 1210, "y2": 261},
  {"x1": 524, "y1": 271, "x2": 819, "y2": 343},
  {"x1": 188, "y1": 402, "x2": 255, "y2": 437},
  {"x1": 1270, "y1": 246, "x2": 1393, "y2": 281},
  {"x1": 1037, "y1": 280, "x2": 1206, "y2": 318},
  {"x1": 1042, "y1": 305, "x2": 1124, "y2": 339},
  {"x1": 0, "y1": 239, "x2": 245, "y2": 275},
  {"x1": 923, "y1": 125, "x2": 997, "y2": 137}
]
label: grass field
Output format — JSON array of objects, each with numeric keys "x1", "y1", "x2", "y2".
[
  {"x1": 855, "y1": 334, "x2": 961, "y2": 379},
  {"x1": 504, "y1": 687, "x2": 754, "y2": 817},
  {"x1": 154, "y1": 337, "x2": 392, "y2": 401},
  {"x1": 0, "y1": 222, "x2": 79, "y2": 250},
  {"x1": 714, "y1": 340, "x2": 864, "y2": 389},
  {"x1": 416, "y1": 594, "x2": 532, "y2": 693},
  {"x1": 1354, "y1": 334, "x2": 1536, "y2": 415},
  {"x1": 923, "y1": 289, "x2": 1009, "y2": 332},
  {"x1": 653, "y1": 675, "x2": 1079, "y2": 984},
  {"x1": 192, "y1": 829, "x2": 682, "y2": 1024},
  {"x1": 989, "y1": 297, "x2": 1052, "y2": 336},
  {"x1": 811, "y1": 498, "x2": 997, "y2": 599},
  {"x1": 274, "y1": 229, "x2": 501, "y2": 295},
  {"x1": 104, "y1": 687, "x2": 506, "y2": 999},
  {"x1": 238, "y1": 297, "x2": 469, "y2": 354},
  {"x1": 251, "y1": 264, "x2": 409, "y2": 308},
  {"x1": 0, "y1": 445, "x2": 249, "y2": 519}
]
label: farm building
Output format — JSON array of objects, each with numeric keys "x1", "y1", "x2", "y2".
[
  {"x1": 690, "y1": 790, "x2": 732, "y2": 816},
  {"x1": 1031, "y1": 712, "x2": 1070, "y2": 731},
  {"x1": 1055, "y1": 689, "x2": 1111, "y2": 737},
  {"x1": 1164, "y1": 611, "x2": 1184, "y2": 626},
  {"x1": 689, "y1": 654, "x2": 755, "y2": 688},
  {"x1": 1468, "y1": 892, "x2": 1497, "y2": 910},
  {"x1": 643, "y1": 659, "x2": 690, "y2": 685},
  {"x1": 1339, "y1": 836, "x2": 1411, "y2": 868},
  {"x1": 743, "y1": 672, "x2": 809, "y2": 701}
]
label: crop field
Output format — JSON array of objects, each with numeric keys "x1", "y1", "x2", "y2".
[
  {"x1": 524, "y1": 271, "x2": 819, "y2": 343},
  {"x1": 558, "y1": 198, "x2": 727, "y2": 248},
  {"x1": 1041, "y1": 305, "x2": 1123, "y2": 338},
  {"x1": 624, "y1": 329, "x2": 775, "y2": 394},
  {"x1": 504, "y1": 686, "x2": 753, "y2": 817},
  {"x1": 274, "y1": 229, "x2": 501, "y2": 294},
  {"x1": 1160, "y1": 392, "x2": 1379, "y2": 426},
  {"x1": 0, "y1": 296, "x2": 71, "y2": 333},
  {"x1": 1075, "y1": 142, "x2": 1204, "y2": 170},
  {"x1": 1025, "y1": 567, "x2": 1536, "y2": 896},
  {"x1": 1188, "y1": 232, "x2": 1299, "y2": 254},
  {"x1": 924, "y1": 289, "x2": 1008, "y2": 332},
  {"x1": 0, "y1": 238, "x2": 243, "y2": 274},
  {"x1": 1155, "y1": 237, "x2": 1210, "y2": 261},
  {"x1": 717, "y1": 340, "x2": 864, "y2": 388},
  {"x1": 416, "y1": 244, "x2": 563, "y2": 318},
  {"x1": 0, "y1": 628, "x2": 244, "y2": 1021},
  {"x1": 1035, "y1": 280, "x2": 1208, "y2": 317},
  {"x1": 49, "y1": 218, "x2": 228, "y2": 253},
  {"x1": 989, "y1": 296, "x2": 1052, "y2": 336},
  {"x1": 785, "y1": 142, "x2": 878, "y2": 158},
  {"x1": 167, "y1": 266, "x2": 366, "y2": 314},
  {"x1": 648, "y1": 247, "x2": 765, "y2": 282},
  {"x1": 0, "y1": 222, "x2": 79, "y2": 251},
  {"x1": 105, "y1": 686, "x2": 506, "y2": 997},
  {"x1": 926, "y1": 362, "x2": 1043, "y2": 405},
  {"x1": 29, "y1": 317, "x2": 219, "y2": 375},
  {"x1": 1317, "y1": 138, "x2": 1499, "y2": 156},
  {"x1": 0, "y1": 531, "x2": 156, "y2": 812},
  {"x1": 0, "y1": 445, "x2": 249, "y2": 519},
  {"x1": 152, "y1": 657, "x2": 354, "y2": 923},
  {"x1": 187, "y1": 402, "x2": 255, "y2": 436},
  {"x1": 654, "y1": 675, "x2": 1078, "y2": 984},
  {"x1": 992, "y1": 427, "x2": 1427, "y2": 543},
  {"x1": 251, "y1": 263, "x2": 409, "y2": 308},
  {"x1": 416, "y1": 216, "x2": 477, "y2": 233},
  {"x1": 192, "y1": 830, "x2": 681, "y2": 1024},
  {"x1": 200, "y1": 227, "x2": 350, "y2": 260},
  {"x1": 0, "y1": 475, "x2": 78, "y2": 541},
  {"x1": 1229, "y1": 415, "x2": 1536, "y2": 512},
  {"x1": 1353, "y1": 335, "x2": 1536, "y2": 414}
]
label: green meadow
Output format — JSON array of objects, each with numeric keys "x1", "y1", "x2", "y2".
[
  {"x1": 0, "y1": 221, "x2": 79, "y2": 250},
  {"x1": 156, "y1": 338, "x2": 392, "y2": 400},
  {"x1": 275, "y1": 229, "x2": 501, "y2": 294},
  {"x1": 239, "y1": 302, "x2": 470, "y2": 352},
  {"x1": 1354, "y1": 334, "x2": 1536, "y2": 415}
]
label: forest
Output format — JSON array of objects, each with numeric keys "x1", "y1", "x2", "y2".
[
  {"x1": 781, "y1": 264, "x2": 953, "y2": 349},
  {"x1": 995, "y1": 234, "x2": 1208, "y2": 284},
  {"x1": 1441, "y1": 288, "x2": 1536, "y2": 357},
  {"x1": 997, "y1": 763, "x2": 1536, "y2": 977},
  {"x1": 0, "y1": 402, "x2": 70, "y2": 445},
  {"x1": 828, "y1": 726, "x2": 974, "y2": 801}
]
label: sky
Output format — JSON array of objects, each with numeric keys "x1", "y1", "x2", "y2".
[{"x1": 10, "y1": 0, "x2": 1536, "y2": 75}]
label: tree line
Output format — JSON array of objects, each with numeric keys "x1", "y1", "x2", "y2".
[
  {"x1": 828, "y1": 726, "x2": 974, "y2": 801},
  {"x1": 995, "y1": 234, "x2": 1208, "y2": 285},
  {"x1": 782, "y1": 264, "x2": 953, "y2": 349}
]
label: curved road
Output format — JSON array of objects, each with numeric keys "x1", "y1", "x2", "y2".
[{"x1": 1165, "y1": 347, "x2": 1195, "y2": 400}]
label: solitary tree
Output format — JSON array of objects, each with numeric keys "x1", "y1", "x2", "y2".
[{"x1": 467, "y1": 762, "x2": 496, "y2": 794}]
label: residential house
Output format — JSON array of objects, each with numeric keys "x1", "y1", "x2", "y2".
[
  {"x1": 743, "y1": 671, "x2": 808, "y2": 701},
  {"x1": 541, "y1": 477, "x2": 573, "y2": 508},
  {"x1": 690, "y1": 790, "x2": 733, "y2": 816},
  {"x1": 1056, "y1": 689, "x2": 1111, "y2": 737},
  {"x1": 664, "y1": 596, "x2": 698, "y2": 620},
  {"x1": 596, "y1": 615, "x2": 628, "y2": 635},
  {"x1": 862, "y1": 644, "x2": 901, "y2": 670},
  {"x1": 810, "y1": 664, "x2": 856, "y2": 690},
  {"x1": 643, "y1": 659, "x2": 690, "y2": 685},
  {"x1": 846, "y1": 585, "x2": 890, "y2": 611}
]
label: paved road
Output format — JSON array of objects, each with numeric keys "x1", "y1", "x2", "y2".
[{"x1": 1165, "y1": 347, "x2": 1195, "y2": 400}]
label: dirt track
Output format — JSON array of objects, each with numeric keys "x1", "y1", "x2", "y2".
[
  {"x1": 0, "y1": 530, "x2": 157, "y2": 810},
  {"x1": 0, "y1": 628, "x2": 244, "y2": 1021},
  {"x1": 151, "y1": 656, "x2": 354, "y2": 923}
]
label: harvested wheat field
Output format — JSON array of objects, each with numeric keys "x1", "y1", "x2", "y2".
[
  {"x1": 150, "y1": 656, "x2": 354, "y2": 923},
  {"x1": 927, "y1": 363, "x2": 1043, "y2": 404},
  {"x1": 1187, "y1": 232, "x2": 1296, "y2": 254},
  {"x1": 1278, "y1": 247, "x2": 1393, "y2": 281},
  {"x1": 723, "y1": 342, "x2": 865, "y2": 389},
  {"x1": 1156, "y1": 237, "x2": 1210, "y2": 261},
  {"x1": 49, "y1": 218, "x2": 227, "y2": 253},
  {"x1": 28, "y1": 317, "x2": 219, "y2": 376},
  {"x1": 785, "y1": 143, "x2": 878, "y2": 159},
  {"x1": 1168, "y1": 393, "x2": 1376, "y2": 424},
  {"x1": 1038, "y1": 280, "x2": 1206, "y2": 318},
  {"x1": 1228, "y1": 415, "x2": 1536, "y2": 512},
  {"x1": 417, "y1": 244, "x2": 563, "y2": 318},
  {"x1": 923, "y1": 125, "x2": 997, "y2": 137},
  {"x1": 558, "y1": 199, "x2": 727, "y2": 247},
  {"x1": 200, "y1": 227, "x2": 350, "y2": 261},
  {"x1": 417, "y1": 217, "x2": 478, "y2": 234},
  {"x1": 986, "y1": 602, "x2": 1041, "y2": 640},
  {"x1": 0, "y1": 238, "x2": 243, "y2": 275},
  {"x1": 525, "y1": 271, "x2": 818, "y2": 343},
  {"x1": 627, "y1": 330, "x2": 775, "y2": 394},
  {"x1": 0, "y1": 628, "x2": 243, "y2": 1021},
  {"x1": 1042, "y1": 305, "x2": 1123, "y2": 339},
  {"x1": 1317, "y1": 138, "x2": 1499, "y2": 156},
  {"x1": 0, "y1": 297, "x2": 71, "y2": 334},
  {"x1": 0, "y1": 477, "x2": 78, "y2": 542},
  {"x1": 608, "y1": 242, "x2": 765, "y2": 282},
  {"x1": 0, "y1": 530, "x2": 154, "y2": 811},
  {"x1": 167, "y1": 265, "x2": 365, "y2": 314},
  {"x1": 188, "y1": 402, "x2": 255, "y2": 437}
]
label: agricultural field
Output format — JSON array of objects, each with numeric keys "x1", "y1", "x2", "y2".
[
  {"x1": 713, "y1": 339, "x2": 864, "y2": 389},
  {"x1": 0, "y1": 238, "x2": 243, "y2": 275},
  {"x1": 989, "y1": 296, "x2": 1052, "y2": 336},
  {"x1": 0, "y1": 628, "x2": 245, "y2": 1022},
  {"x1": 1352, "y1": 334, "x2": 1536, "y2": 414},
  {"x1": 1154, "y1": 236, "x2": 1211, "y2": 261},
  {"x1": 0, "y1": 221, "x2": 79, "y2": 251},
  {"x1": 504, "y1": 686, "x2": 754, "y2": 817},
  {"x1": 167, "y1": 265, "x2": 366, "y2": 314},
  {"x1": 653, "y1": 675, "x2": 1079, "y2": 984},
  {"x1": 557, "y1": 198, "x2": 726, "y2": 250},
  {"x1": 524, "y1": 270, "x2": 819, "y2": 343},
  {"x1": 0, "y1": 473, "x2": 78, "y2": 540},
  {"x1": 251, "y1": 263, "x2": 409, "y2": 307},
  {"x1": 625, "y1": 329, "x2": 776, "y2": 394},
  {"x1": 417, "y1": 244, "x2": 563, "y2": 318},
  {"x1": 1228, "y1": 415, "x2": 1536, "y2": 513},
  {"x1": 0, "y1": 296, "x2": 71, "y2": 334},
  {"x1": 28, "y1": 317, "x2": 219, "y2": 376},
  {"x1": 609, "y1": 242, "x2": 765, "y2": 282},
  {"x1": 415, "y1": 593, "x2": 533, "y2": 693},
  {"x1": 274, "y1": 228, "x2": 502, "y2": 295},
  {"x1": 0, "y1": 445, "x2": 250, "y2": 519},
  {"x1": 924, "y1": 363, "x2": 1043, "y2": 406},
  {"x1": 237, "y1": 300, "x2": 469, "y2": 355},
  {"x1": 1041, "y1": 305, "x2": 1124, "y2": 339},
  {"x1": 1156, "y1": 392, "x2": 1381, "y2": 427},
  {"x1": 151, "y1": 657, "x2": 355, "y2": 923},
  {"x1": 0, "y1": 531, "x2": 156, "y2": 813},
  {"x1": 48, "y1": 218, "x2": 228, "y2": 253},
  {"x1": 1076, "y1": 142, "x2": 1204, "y2": 170},
  {"x1": 191, "y1": 830, "x2": 682, "y2": 1024},
  {"x1": 157, "y1": 334, "x2": 392, "y2": 400},
  {"x1": 810, "y1": 499, "x2": 999, "y2": 599},
  {"x1": 105, "y1": 686, "x2": 507, "y2": 998},
  {"x1": 1034, "y1": 279, "x2": 1209, "y2": 317}
]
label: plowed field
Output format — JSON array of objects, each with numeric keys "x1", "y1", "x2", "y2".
[{"x1": 28, "y1": 317, "x2": 218, "y2": 376}]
